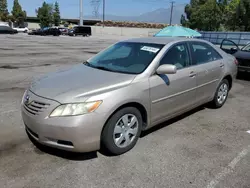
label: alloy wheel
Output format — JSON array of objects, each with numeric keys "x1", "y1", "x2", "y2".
[
  {"x1": 217, "y1": 83, "x2": 228, "y2": 104},
  {"x1": 113, "y1": 114, "x2": 139, "y2": 148}
]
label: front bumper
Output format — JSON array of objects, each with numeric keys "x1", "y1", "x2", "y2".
[{"x1": 21, "y1": 91, "x2": 106, "y2": 152}]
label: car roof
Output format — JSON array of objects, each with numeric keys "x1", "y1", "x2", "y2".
[{"x1": 123, "y1": 37, "x2": 206, "y2": 45}]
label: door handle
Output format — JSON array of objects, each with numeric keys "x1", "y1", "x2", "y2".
[
  {"x1": 189, "y1": 71, "x2": 196, "y2": 77},
  {"x1": 220, "y1": 63, "x2": 225, "y2": 68}
]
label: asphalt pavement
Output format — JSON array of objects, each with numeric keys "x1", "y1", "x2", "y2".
[{"x1": 0, "y1": 34, "x2": 250, "y2": 188}]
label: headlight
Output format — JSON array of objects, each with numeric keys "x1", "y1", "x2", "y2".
[
  {"x1": 50, "y1": 101, "x2": 102, "y2": 117},
  {"x1": 21, "y1": 90, "x2": 28, "y2": 104}
]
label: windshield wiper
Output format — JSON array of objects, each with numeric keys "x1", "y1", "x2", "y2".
[
  {"x1": 83, "y1": 62, "x2": 120, "y2": 73},
  {"x1": 94, "y1": 66, "x2": 114, "y2": 72},
  {"x1": 83, "y1": 61, "x2": 90, "y2": 65},
  {"x1": 83, "y1": 61, "x2": 95, "y2": 68}
]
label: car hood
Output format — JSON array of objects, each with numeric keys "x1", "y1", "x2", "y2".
[{"x1": 30, "y1": 64, "x2": 136, "y2": 103}]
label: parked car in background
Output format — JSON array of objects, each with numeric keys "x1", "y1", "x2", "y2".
[
  {"x1": 28, "y1": 29, "x2": 43, "y2": 35},
  {"x1": 68, "y1": 26, "x2": 92, "y2": 36},
  {"x1": 0, "y1": 25, "x2": 18, "y2": 34},
  {"x1": 220, "y1": 39, "x2": 250, "y2": 74},
  {"x1": 40, "y1": 27, "x2": 61, "y2": 36},
  {"x1": 58, "y1": 27, "x2": 68, "y2": 35},
  {"x1": 22, "y1": 37, "x2": 237, "y2": 155},
  {"x1": 13, "y1": 26, "x2": 29, "y2": 33},
  {"x1": 28, "y1": 28, "x2": 61, "y2": 36}
]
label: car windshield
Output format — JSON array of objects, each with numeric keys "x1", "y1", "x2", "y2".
[
  {"x1": 241, "y1": 43, "x2": 250, "y2": 52},
  {"x1": 85, "y1": 42, "x2": 164, "y2": 74}
]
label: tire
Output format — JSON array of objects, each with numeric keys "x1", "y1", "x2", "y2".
[
  {"x1": 211, "y1": 79, "x2": 229, "y2": 108},
  {"x1": 101, "y1": 107, "x2": 142, "y2": 155}
]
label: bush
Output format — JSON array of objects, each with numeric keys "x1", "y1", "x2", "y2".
[{"x1": 95, "y1": 21, "x2": 168, "y2": 29}]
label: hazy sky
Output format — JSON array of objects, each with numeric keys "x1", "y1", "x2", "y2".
[{"x1": 7, "y1": 0, "x2": 189, "y2": 18}]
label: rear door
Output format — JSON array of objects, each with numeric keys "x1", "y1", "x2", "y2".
[
  {"x1": 189, "y1": 41, "x2": 224, "y2": 104},
  {"x1": 78, "y1": 27, "x2": 84, "y2": 34}
]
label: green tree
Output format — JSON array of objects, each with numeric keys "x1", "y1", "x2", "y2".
[
  {"x1": 0, "y1": 0, "x2": 9, "y2": 21},
  {"x1": 180, "y1": 14, "x2": 188, "y2": 27},
  {"x1": 198, "y1": 0, "x2": 222, "y2": 31},
  {"x1": 183, "y1": 0, "x2": 223, "y2": 31},
  {"x1": 224, "y1": 0, "x2": 240, "y2": 31},
  {"x1": 11, "y1": 0, "x2": 27, "y2": 27},
  {"x1": 53, "y1": 1, "x2": 60, "y2": 26},
  {"x1": 238, "y1": 0, "x2": 250, "y2": 31},
  {"x1": 37, "y1": 2, "x2": 53, "y2": 28}
]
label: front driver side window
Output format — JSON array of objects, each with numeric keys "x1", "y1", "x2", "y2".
[{"x1": 159, "y1": 43, "x2": 190, "y2": 69}]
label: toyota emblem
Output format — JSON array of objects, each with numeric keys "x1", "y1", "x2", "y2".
[{"x1": 25, "y1": 94, "x2": 30, "y2": 105}]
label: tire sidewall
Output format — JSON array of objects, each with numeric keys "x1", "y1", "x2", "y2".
[
  {"x1": 214, "y1": 79, "x2": 229, "y2": 108},
  {"x1": 101, "y1": 107, "x2": 142, "y2": 155}
]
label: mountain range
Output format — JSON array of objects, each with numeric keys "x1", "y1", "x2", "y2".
[{"x1": 87, "y1": 4, "x2": 186, "y2": 24}]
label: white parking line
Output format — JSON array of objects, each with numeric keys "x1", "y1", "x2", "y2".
[
  {"x1": 247, "y1": 130, "x2": 250, "y2": 134},
  {"x1": 206, "y1": 145, "x2": 250, "y2": 188}
]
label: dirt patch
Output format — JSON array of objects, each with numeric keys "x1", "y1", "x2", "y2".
[
  {"x1": 0, "y1": 48, "x2": 14, "y2": 51},
  {"x1": 0, "y1": 65, "x2": 19, "y2": 69},
  {"x1": 84, "y1": 50, "x2": 99, "y2": 54},
  {"x1": 0, "y1": 63, "x2": 51, "y2": 69},
  {"x1": 0, "y1": 87, "x2": 26, "y2": 92}
]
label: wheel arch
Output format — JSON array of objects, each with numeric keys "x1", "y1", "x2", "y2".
[
  {"x1": 101, "y1": 102, "x2": 149, "y2": 134},
  {"x1": 223, "y1": 74, "x2": 233, "y2": 90}
]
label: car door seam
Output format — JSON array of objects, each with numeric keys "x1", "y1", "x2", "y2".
[
  {"x1": 196, "y1": 79, "x2": 219, "y2": 90},
  {"x1": 152, "y1": 79, "x2": 218, "y2": 104},
  {"x1": 152, "y1": 87, "x2": 196, "y2": 104}
]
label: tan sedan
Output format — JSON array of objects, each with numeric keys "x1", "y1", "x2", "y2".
[{"x1": 21, "y1": 37, "x2": 238, "y2": 155}]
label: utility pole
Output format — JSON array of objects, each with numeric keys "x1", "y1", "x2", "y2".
[
  {"x1": 103, "y1": 0, "x2": 105, "y2": 27},
  {"x1": 79, "y1": 0, "x2": 83, "y2": 26},
  {"x1": 169, "y1": 1, "x2": 175, "y2": 25}
]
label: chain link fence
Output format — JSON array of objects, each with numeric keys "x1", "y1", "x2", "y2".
[{"x1": 198, "y1": 31, "x2": 250, "y2": 47}]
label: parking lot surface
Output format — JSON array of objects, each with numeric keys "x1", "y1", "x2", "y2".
[{"x1": 0, "y1": 34, "x2": 250, "y2": 188}]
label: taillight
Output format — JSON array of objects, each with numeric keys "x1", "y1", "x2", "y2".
[{"x1": 234, "y1": 59, "x2": 238, "y2": 65}]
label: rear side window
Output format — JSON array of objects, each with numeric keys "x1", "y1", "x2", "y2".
[{"x1": 190, "y1": 42, "x2": 222, "y2": 65}]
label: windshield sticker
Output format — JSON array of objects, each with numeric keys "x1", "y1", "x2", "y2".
[{"x1": 141, "y1": 46, "x2": 160, "y2": 53}]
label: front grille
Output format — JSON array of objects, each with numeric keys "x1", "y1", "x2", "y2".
[
  {"x1": 24, "y1": 100, "x2": 50, "y2": 115},
  {"x1": 237, "y1": 58, "x2": 250, "y2": 67}
]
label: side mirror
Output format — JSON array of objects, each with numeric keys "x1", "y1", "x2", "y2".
[{"x1": 156, "y1": 64, "x2": 177, "y2": 75}]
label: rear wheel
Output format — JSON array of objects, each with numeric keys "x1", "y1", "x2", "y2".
[
  {"x1": 211, "y1": 79, "x2": 229, "y2": 108},
  {"x1": 101, "y1": 107, "x2": 142, "y2": 155}
]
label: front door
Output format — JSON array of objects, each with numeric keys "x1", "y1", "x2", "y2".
[
  {"x1": 220, "y1": 39, "x2": 239, "y2": 54},
  {"x1": 149, "y1": 42, "x2": 197, "y2": 125}
]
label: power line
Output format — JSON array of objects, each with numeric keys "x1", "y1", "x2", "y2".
[{"x1": 169, "y1": 1, "x2": 175, "y2": 25}]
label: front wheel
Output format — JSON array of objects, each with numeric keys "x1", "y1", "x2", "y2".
[
  {"x1": 211, "y1": 79, "x2": 229, "y2": 108},
  {"x1": 101, "y1": 107, "x2": 142, "y2": 155}
]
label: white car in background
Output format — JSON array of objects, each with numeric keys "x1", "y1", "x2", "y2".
[{"x1": 13, "y1": 27, "x2": 29, "y2": 33}]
